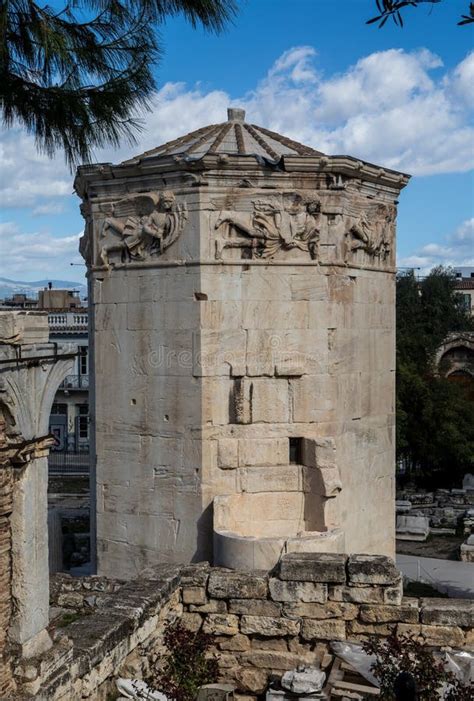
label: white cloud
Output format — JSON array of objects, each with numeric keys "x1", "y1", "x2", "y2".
[
  {"x1": 98, "y1": 45, "x2": 472, "y2": 177},
  {"x1": 398, "y1": 218, "x2": 474, "y2": 274},
  {"x1": 448, "y1": 51, "x2": 474, "y2": 109},
  {"x1": 32, "y1": 202, "x2": 65, "y2": 216},
  {"x1": 0, "y1": 222, "x2": 83, "y2": 278},
  {"x1": 1, "y1": 45, "x2": 472, "y2": 216},
  {"x1": 0, "y1": 130, "x2": 71, "y2": 208}
]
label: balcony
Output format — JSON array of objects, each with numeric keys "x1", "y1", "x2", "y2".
[
  {"x1": 48, "y1": 312, "x2": 88, "y2": 331},
  {"x1": 48, "y1": 450, "x2": 90, "y2": 475},
  {"x1": 60, "y1": 374, "x2": 89, "y2": 390}
]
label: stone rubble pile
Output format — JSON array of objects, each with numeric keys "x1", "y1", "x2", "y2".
[{"x1": 396, "y1": 487, "x2": 474, "y2": 541}]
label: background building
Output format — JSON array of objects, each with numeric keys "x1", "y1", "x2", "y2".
[
  {"x1": 454, "y1": 267, "x2": 474, "y2": 316},
  {"x1": 1, "y1": 283, "x2": 89, "y2": 466}
]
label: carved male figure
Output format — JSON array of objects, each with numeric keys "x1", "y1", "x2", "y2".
[
  {"x1": 215, "y1": 193, "x2": 321, "y2": 260},
  {"x1": 100, "y1": 191, "x2": 186, "y2": 267},
  {"x1": 346, "y1": 203, "x2": 394, "y2": 262}
]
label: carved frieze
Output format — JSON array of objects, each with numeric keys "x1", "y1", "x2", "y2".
[
  {"x1": 345, "y1": 203, "x2": 395, "y2": 263},
  {"x1": 99, "y1": 191, "x2": 187, "y2": 267},
  {"x1": 215, "y1": 193, "x2": 322, "y2": 260}
]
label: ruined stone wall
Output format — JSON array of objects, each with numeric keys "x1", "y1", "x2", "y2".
[
  {"x1": 0, "y1": 414, "x2": 14, "y2": 698},
  {"x1": 14, "y1": 555, "x2": 473, "y2": 700},
  {"x1": 181, "y1": 554, "x2": 474, "y2": 695}
]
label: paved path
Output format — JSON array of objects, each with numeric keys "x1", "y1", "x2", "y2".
[{"x1": 396, "y1": 554, "x2": 474, "y2": 599}]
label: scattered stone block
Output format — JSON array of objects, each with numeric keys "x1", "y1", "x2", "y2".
[
  {"x1": 463, "y1": 473, "x2": 474, "y2": 491},
  {"x1": 396, "y1": 500, "x2": 412, "y2": 514},
  {"x1": 460, "y1": 534, "x2": 474, "y2": 562},
  {"x1": 281, "y1": 666, "x2": 325, "y2": 694},
  {"x1": 396, "y1": 515, "x2": 430, "y2": 541},
  {"x1": 279, "y1": 553, "x2": 347, "y2": 583}
]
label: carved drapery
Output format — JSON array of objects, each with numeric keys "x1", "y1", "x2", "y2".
[
  {"x1": 97, "y1": 190, "x2": 187, "y2": 268},
  {"x1": 215, "y1": 193, "x2": 322, "y2": 261},
  {"x1": 345, "y1": 202, "x2": 395, "y2": 263}
]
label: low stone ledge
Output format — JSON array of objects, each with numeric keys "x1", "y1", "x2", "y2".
[
  {"x1": 420, "y1": 598, "x2": 474, "y2": 628},
  {"x1": 347, "y1": 555, "x2": 401, "y2": 585},
  {"x1": 65, "y1": 611, "x2": 136, "y2": 676},
  {"x1": 279, "y1": 553, "x2": 347, "y2": 583},
  {"x1": 208, "y1": 570, "x2": 268, "y2": 599}
]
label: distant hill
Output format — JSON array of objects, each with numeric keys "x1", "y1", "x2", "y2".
[{"x1": 0, "y1": 277, "x2": 87, "y2": 300}]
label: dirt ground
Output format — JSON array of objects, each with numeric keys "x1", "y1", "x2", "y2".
[{"x1": 396, "y1": 534, "x2": 465, "y2": 561}]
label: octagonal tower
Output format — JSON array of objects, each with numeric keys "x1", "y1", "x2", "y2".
[{"x1": 76, "y1": 108, "x2": 409, "y2": 578}]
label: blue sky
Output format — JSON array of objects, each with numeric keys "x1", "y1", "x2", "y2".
[{"x1": 1, "y1": 0, "x2": 473, "y2": 282}]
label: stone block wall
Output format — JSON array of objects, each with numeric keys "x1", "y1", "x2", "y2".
[
  {"x1": 180, "y1": 554, "x2": 474, "y2": 695},
  {"x1": 14, "y1": 555, "x2": 473, "y2": 700}
]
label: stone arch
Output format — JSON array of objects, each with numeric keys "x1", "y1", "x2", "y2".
[{"x1": 435, "y1": 332, "x2": 474, "y2": 379}]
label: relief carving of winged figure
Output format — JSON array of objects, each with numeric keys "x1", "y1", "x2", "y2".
[
  {"x1": 100, "y1": 191, "x2": 187, "y2": 268},
  {"x1": 345, "y1": 203, "x2": 395, "y2": 263},
  {"x1": 215, "y1": 193, "x2": 321, "y2": 260}
]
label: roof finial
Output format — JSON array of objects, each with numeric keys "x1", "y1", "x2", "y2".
[{"x1": 227, "y1": 107, "x2": 245, "y2": 122}]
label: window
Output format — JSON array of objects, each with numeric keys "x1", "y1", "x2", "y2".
[
  {"x1": 289, "y1": 437, "x2": 303, "y2": 464},
  {"x1": 78, "y1": 404, "x2": 88, "y2": 439},
  {"x1": 79, "y1": 346, "x2": 88, "y2": 375},
  {"x1": 461, "y1": 294, "x2": 471, "y2": 312},
  {"x1": 51, "y1": 402, "x2": 67, "y2": 415}
]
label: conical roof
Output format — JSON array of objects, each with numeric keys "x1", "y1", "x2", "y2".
[{"x1": 122, "y1": 108, "x2": 323, "y2": 165}]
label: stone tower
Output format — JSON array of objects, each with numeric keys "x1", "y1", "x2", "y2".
[{"x1": 76, "y1": 108, "x2": 409, "y2": 578}]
